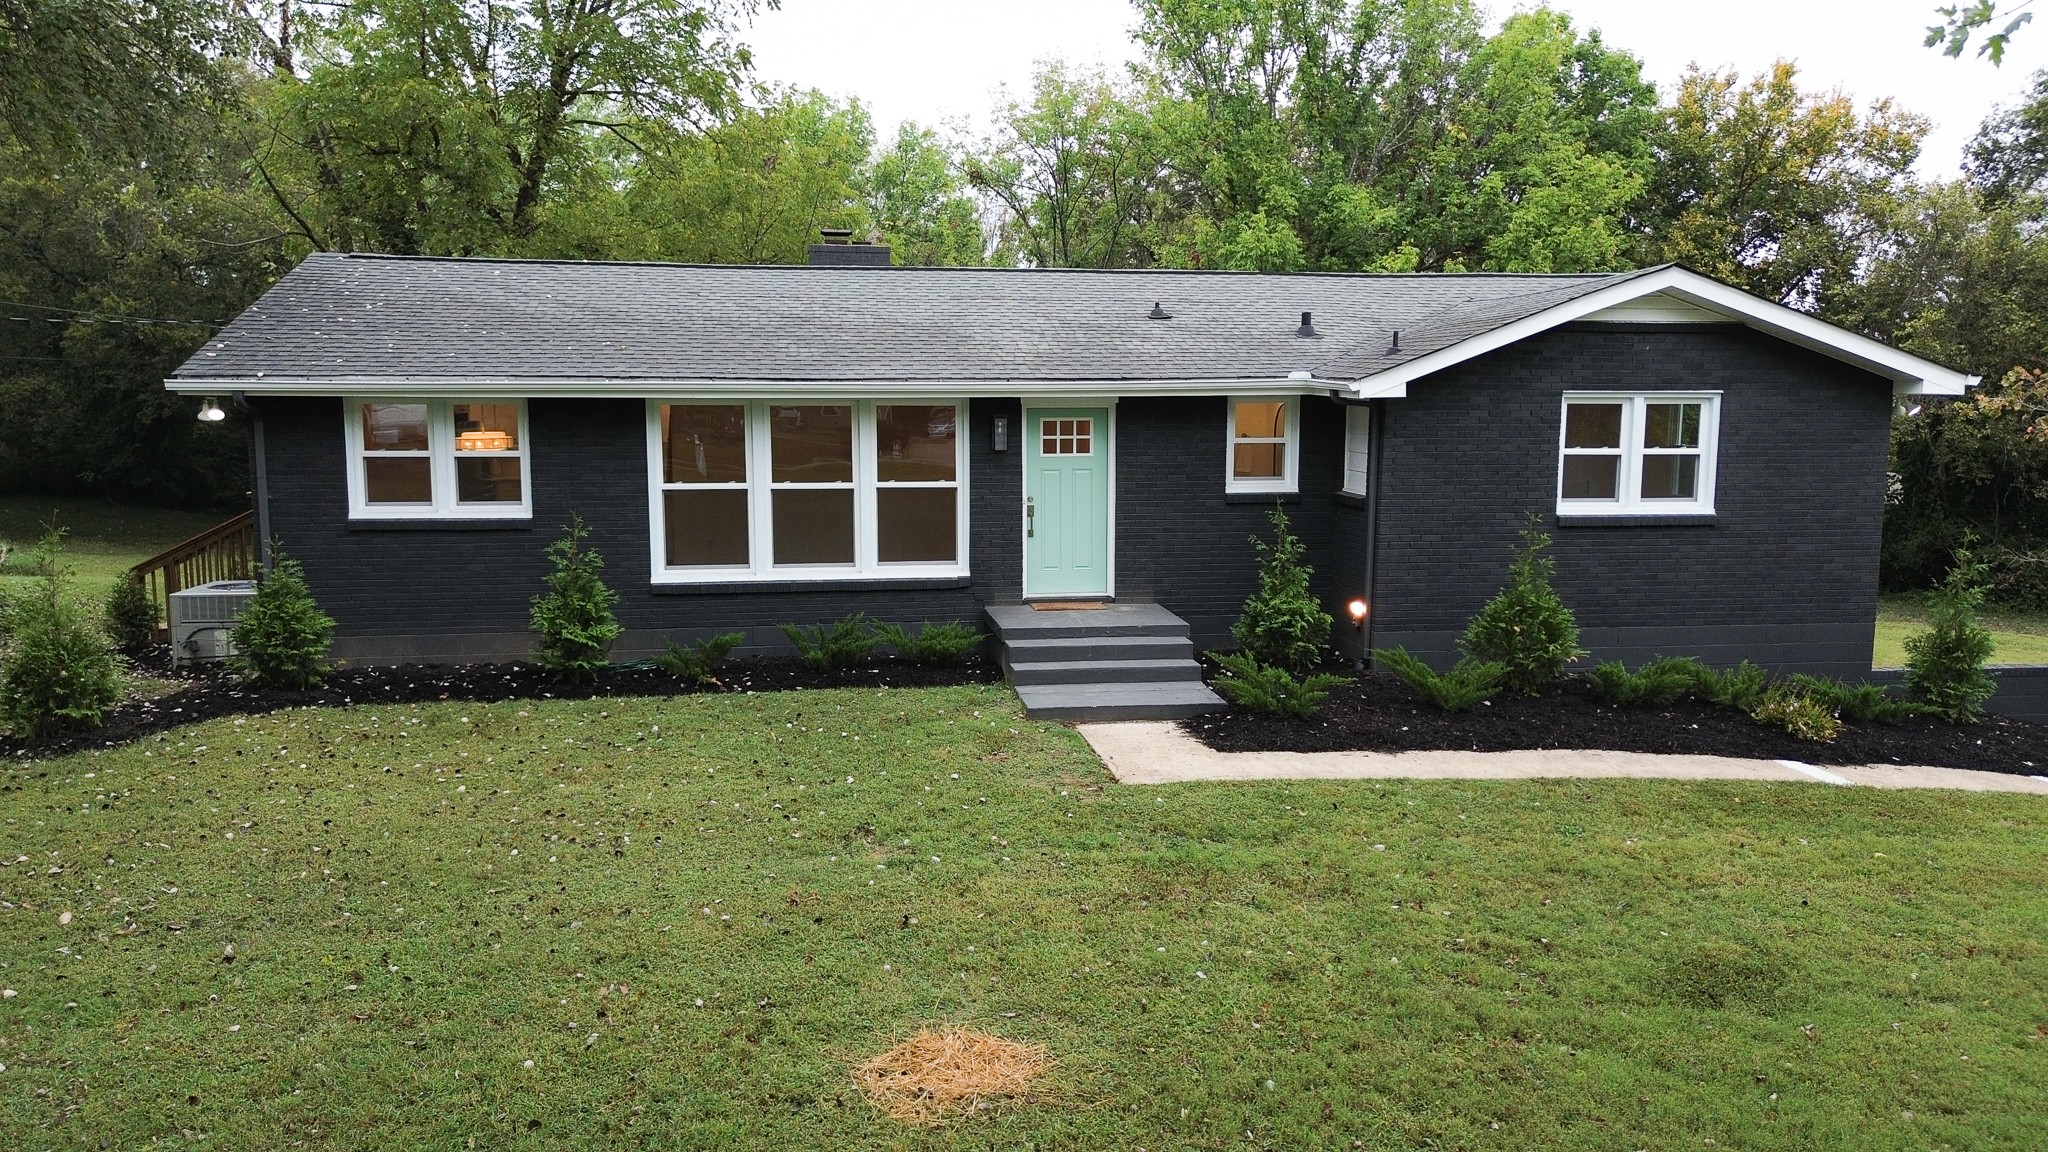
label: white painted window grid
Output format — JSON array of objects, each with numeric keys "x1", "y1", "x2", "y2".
[
  {"x1": 1555, "y1": 391, "x2": 1719, "y2": 516},
  {"x1": 647, "y1": 399, "x2": 969, "y2": 583},
  {"x1": 343, "y1": 398, "x2": 531, "y2": 519},
  {"x1": 1225, "y1": 396, "x2": 1299, "y2": 494}
]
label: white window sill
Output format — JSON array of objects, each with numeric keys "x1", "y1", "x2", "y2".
[{"x1": 1555, "y1": 508, "x2": 1717, "y2": 527}]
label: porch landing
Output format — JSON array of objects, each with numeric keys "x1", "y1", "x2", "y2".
[{"x1": 987, "y1": 603, "x2": 1226, "y2": 722}]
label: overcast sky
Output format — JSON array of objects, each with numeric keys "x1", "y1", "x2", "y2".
[{"x1": 745, "y1": 0, "x2": 2048, "y2": 178}]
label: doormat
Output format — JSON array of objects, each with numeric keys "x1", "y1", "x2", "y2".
[{"x1": 1030, "y1": 601, "x2": 1109, "y2": 611}]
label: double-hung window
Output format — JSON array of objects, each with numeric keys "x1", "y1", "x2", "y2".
[
  {"x1": 1557, "y1": 392, "x2": 1718, "y2": 516},
  {"x1": 1226, "y1": 397, "x2": 1299, "y2": 494},
  {"x1": 346, "y1": 399, "x2": 530, "y2": 518},
  {"x1": 650, "y1": 400, "x2": 966, "y2": 582}
]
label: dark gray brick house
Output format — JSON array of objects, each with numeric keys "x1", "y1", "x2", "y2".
[{"x1": 166, "y1": 245, "x2": 1971, "y2": 718}]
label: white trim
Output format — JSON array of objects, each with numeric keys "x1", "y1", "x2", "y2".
[
  {"x1": 171, "y1": 376, "x2": 1330, "y2": 398},
  {"x1": 1021, "y1": 401, "x2": 1117, "y2": 600},
  {"x1": 1556, "y1": 392, "x2": 1719, "y2": 517},
  {"x1": 1342, "y1": 266, "x2": 1978, "y2": 398},
  {"x1": 1582, "y1": 291, "x2": 1739, "y2": 324},
  {"x1": 1224, "y1": 396, "x2": 1300, "y2": 494},
  {"x1": 342, "y1": 398, "x2": 532, "y2": 520},
  {"x1": 1342, "y1": 404, "x2": 1371, "y2": 496},
  {"x1": 646, "y1": 399, "x2": 969, "y2": 585}
]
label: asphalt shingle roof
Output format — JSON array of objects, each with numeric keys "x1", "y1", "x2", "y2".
[{"x1": 172, "y1": 252, "x2": 1667, "y2": 385}]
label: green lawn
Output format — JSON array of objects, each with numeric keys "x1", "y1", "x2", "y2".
[
  {"x1": 0, "y1": 496, "x2": 235, "y2": 605},
  {"x1": 1, "y1": 685, "x2": 2042, "y2": 1149},
  {"x1": 1875, "y1": 591, "x2": 2048, "y2": 668}
]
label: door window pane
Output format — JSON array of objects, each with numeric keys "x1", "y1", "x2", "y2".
[
  {"x1": 664, "y1": 490, "x2": 750, "y2": 567},
  {"x1": 453, "y1": 403, "x2": 519, "y2": 452},
  {"x1": 878, "y1": 488, "x2": 956, "y2": 563},
  {"x1": 1561, "y1": 455, "x2": 1619, "y2": 500},
  {"x1": 876, "y1": 405, "x2": 957, "y2": 482},
  {"x1": 1643, "y1": 403, "x2": 1701, "y2": 449},
  {"x1": 1233, "y1": 442, "x2": 1286, "y2": 479},
  {"x1": 1040, "y1": 418, "x2": 1092, "y2": 455},
  {"x1": 365, "y1": 457, "x2": 432, "y2": 503},
  {"x1": 363, "y1": 403, "x2": 429, "y2": 451},
  {"x1": 1234, "y1": 401, "x2": 1287, "y2": 439},
  {"x1": 772, "y1": 489, "x2": 855, "y2": 564},
  {"x1": 771, "y1": 406, "x2": 853, "y2": 482},
  {"x1": 1564, "y1": 403, "x2": 1623, "y2": 449},
  {"x1": 1640, "y1": 455, "x2": 1700, "y2": 499},
  {"x1": 664, "y1": 405, "x2": 748, "y2": 483},
  {"x1": 456, "y1": 457, "x2": 522, "y2": 503}
]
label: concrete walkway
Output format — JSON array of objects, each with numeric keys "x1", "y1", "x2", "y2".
[{"x1": 1077, "y1": 721, "x2": 2048, "y2": 795}]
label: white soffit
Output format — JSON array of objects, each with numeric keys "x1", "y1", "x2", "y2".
[{"x1": 1581, "y1": 291, "x2": 1737, "y2": 324}]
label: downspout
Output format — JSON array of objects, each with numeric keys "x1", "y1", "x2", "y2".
[
  {"x1": 1360, "y1": 398, "x2": 1384, "y2": 666},
  {"x1": 232, "y1": 391, "x2": 272, "y2": 569}
]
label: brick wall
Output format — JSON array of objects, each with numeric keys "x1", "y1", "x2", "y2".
[
  {"x1": 1113, "y1": 395, "x2": 1346, "y2": 649},
  {"x1": 1367, "y1": 323, "x2": 1893, "y2": 678},
  {"x1": 258, "y1": 396, "x2": 1021, "y2": 663}
]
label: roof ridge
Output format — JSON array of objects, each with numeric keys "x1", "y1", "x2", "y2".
[{"x1": 307, "y1": 250, "x2": 1642, "y2": 281}]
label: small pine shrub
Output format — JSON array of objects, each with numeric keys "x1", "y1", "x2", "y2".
[
  {"x1": 782, "y1": 614, "x2": 879, "y2": 671},
  {"x1": 1904, "y1": 550, "x2": 1997, "y2": 723},
  {"x1": 0, "y1": 527, "x2": 123, "y2": 738},
  {"x1": 876, "y1": 620, "x2": 983, "y2": 665},
  {"x1": 1210, "y1": 650, "x2": 1351, "y2": 718},
  {"x1": 1231, "y1": 506, "x2": 1334, "y2": 675},
  {"x1": 1587, "y1": 657, "x2": 1703, "y2": 707},
  {"x1": 1693, "y1": 660, "x2": 1769, "y2": 712},
  {"x1": 104, "y1": 575, "x2": 158, "y2": 651},
  {"x1": 1460, "y1": 515, "x2": 1586, "y2": 694},
  {"x1": 233, "y1": 545, "x2": 336, "y2": 690},
  {"x1": 1752, "y1": 683, "x2": 1842, "y2": 743},
  {"x1": 1786, "y1": 674, "x2": 1922, "y2": 724},
  {"x1": 656, "y1": 631, "x2": 745, "y2": 684},
  {"x1": 529, "y1": 516, "x2": 623, "y2": 682},
  {"x1": 1374, "y1": 647, "x2": 1504, "y2": 713}
]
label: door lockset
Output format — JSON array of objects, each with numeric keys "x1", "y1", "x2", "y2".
[{"x1": 1026, "y1": 497, "x2": 1035, "y2": 538}]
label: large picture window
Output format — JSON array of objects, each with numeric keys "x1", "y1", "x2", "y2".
[
  {"x1": 346, "y1": 399, "x2": 529, "y2": 519},
  {"x1": 649, "y1": 400, "x2": 967, "y2": 582},
  {"x1": 1557, "y1": 392, "x2": 1718, "y2": 516},
  {"x1": 1226, "y1": 397, "x2": 1299, "y2": 494}
]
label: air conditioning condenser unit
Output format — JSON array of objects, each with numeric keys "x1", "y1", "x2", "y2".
[{"x1": 168, "y1": 580, "x2": 257, "y2": 667}]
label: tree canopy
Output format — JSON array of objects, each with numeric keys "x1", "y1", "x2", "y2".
[{"x1": 6, "y1": 0, "x2": 2048, "y2": 604}]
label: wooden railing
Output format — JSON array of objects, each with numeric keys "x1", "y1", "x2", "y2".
[{"x1": 129, "y1": 511, "x2": 257, "y2": 635}]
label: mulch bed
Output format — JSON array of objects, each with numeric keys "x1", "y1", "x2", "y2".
[
  {"x1": 1182, "y1": 667, "x2": 2048, "y2": 778},
  {"x1": 1, "y1": 648, "x2": 1000, "y2": 761}
]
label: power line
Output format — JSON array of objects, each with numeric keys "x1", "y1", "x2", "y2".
[{"x1": 3, "y1": 302, "x2": 220, "y2": 328}]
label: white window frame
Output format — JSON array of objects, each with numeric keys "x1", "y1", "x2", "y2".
[
  {"x1": 1342, "y1": 404, "x2": 1370, "y2": 496},
  {"x1": 343, "y1": 398, "x2": 531, "y2": 520},
  {"x1": 1556, "y1": 391, "x2": 1719, "y2": 516},
  {"x1": 647, "y1": 399, "x2": 970, "y2": 584},
  {"x1": 1226, "y1": 396, "x2": 1299, "y2": 494}
]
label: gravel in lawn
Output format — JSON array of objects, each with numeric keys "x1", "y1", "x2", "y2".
[{"x1": 1184, "y1": 669, "x2": 2048, "y2": 776}]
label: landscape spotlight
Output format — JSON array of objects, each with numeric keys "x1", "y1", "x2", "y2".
[
  {"x1": 1347, "y1": 597, "x2": 1368, "y2": 626},
  {"x1": 196, "y1": 396, "x2": 226, "y2": 424}
]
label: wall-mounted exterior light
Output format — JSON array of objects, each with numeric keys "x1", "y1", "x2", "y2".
[
  {"x1": 992, "y1": 415, "x2": 1010, "y2": 452},
  {"x1": 196, "y1": 397, "x2": 226, "y2": 424}
]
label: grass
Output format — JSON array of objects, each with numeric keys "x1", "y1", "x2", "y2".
[
  {"x1": 1876, "y1": 592, "x2": 2048, "y2": 668},
  {"x1": 0, "y1": 496, "x2": 234, "y2": 606},
  {"x1": 1, "y1": 684, "x2": 2044, "y2": 1149}
]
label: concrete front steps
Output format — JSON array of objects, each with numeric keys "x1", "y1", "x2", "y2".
[{"x1": 987, "y1": 603, "x2": 1226, "y2": 722}]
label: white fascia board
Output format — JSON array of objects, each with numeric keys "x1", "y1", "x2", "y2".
[
  {"x1": 1337, "y1": 266, "x2": 1977, "y2": 399},
  {"x1": 164, "y1": 375, "x2": 1330, "y2": 398}
]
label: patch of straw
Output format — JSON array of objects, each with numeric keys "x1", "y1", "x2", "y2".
[{"x1": 852, "y1": 1025, "x2": 1055, "y2": 1125}]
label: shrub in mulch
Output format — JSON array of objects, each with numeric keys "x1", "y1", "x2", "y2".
[
  {"x1": 0, "y1": 649, "x2": 999, "y2": 761},
  {"x1": 853, "y1": 1026, "x2": 1055, "y2": 1126},
  {"x1": 1182, "y1": 666, "x2": 2048, "y2": 777}
]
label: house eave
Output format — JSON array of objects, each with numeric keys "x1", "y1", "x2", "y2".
[
  {"x1": 163, "y1": 375, "x2": 1335, "y2": 399},
  {"x1": 1334, "y1": 266, "x2": 1977, "y2": 399}
]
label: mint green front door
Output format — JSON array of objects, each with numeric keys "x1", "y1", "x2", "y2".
[{"x1": 1024, "y1": 407, "x2": 1111, "y2": 597}]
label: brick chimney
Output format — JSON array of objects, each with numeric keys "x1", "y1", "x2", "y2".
[{"x1": 807, "y1": 227, "x2": 892, "y2": 267}]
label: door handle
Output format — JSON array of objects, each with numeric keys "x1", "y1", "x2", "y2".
[{"x1": 1026, "y1": 497, "x2": 1035, "y2": 538}]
